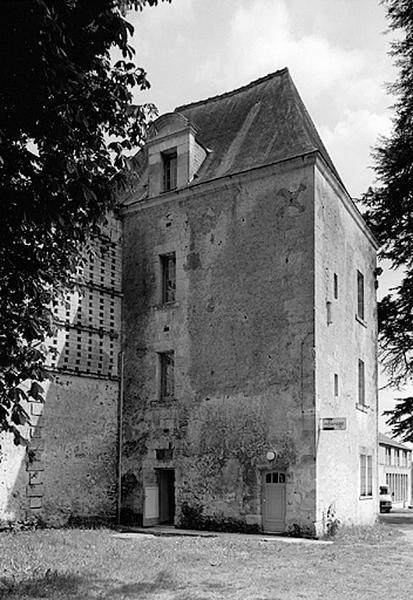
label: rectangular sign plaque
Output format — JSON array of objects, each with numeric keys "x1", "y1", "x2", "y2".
[{"x1": 321, "y1": 417, "x2": 347, "y2": 431}]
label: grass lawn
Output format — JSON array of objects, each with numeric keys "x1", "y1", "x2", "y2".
[{"x1": 0, "y1": 525, "x2": 412, "y2": 599}]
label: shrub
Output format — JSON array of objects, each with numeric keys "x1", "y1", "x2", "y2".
[{"x1": 178, "y1": 502, "x2": 260, "y2": 534}]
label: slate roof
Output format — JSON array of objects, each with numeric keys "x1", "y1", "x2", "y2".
[
  {"x1": 176, "y1": 68, "x2": 342, "y2": 185},
  {"x1": 125, "y1": 68, "x2": 343, "y2": 201},
  {"x1": 378, "y1": 432, "x2": 412, "y2": 451}
]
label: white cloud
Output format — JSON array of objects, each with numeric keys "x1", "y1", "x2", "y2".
[
  {"x1": 228, "y1": 0, "x2": 364, "y2": 99},
  {"x1": 194, "y1": 0, "x2": 393, "y2": 195},
  {"x1": 319, "y1": 109, "x2": 392, "y2": 196},
  {"x1": 195, "y1": 1, "x2": 388, "y2": 121}
]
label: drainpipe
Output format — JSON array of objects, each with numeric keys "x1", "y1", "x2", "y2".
[{"x1": 116, "y1": 351, "x2": 124, "y2": 526}]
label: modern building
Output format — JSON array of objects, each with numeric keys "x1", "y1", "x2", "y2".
[
  {"x1": 378, "y1": 432, "x2": 412, "y2": 508},
  {"x1": 120, "y1": 69, "x2": 379, "y2": 537}
]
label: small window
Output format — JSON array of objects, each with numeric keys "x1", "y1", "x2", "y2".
[
  {"x1": 357, "y1": 270, "x2": 365, "y2": 320},
  {"x1": 265, "y1": 472, "x2": 285, "y2": 484},
  {"x1": 326, "y1": 301, "x2": 332, "y2": 325},
  {"x1": 333, "y1": 273, "x2": 338, "y2": 299},
  {"x1": 360, "y1": 454, "x2": 373, "y2": 497},
  {"x1": 334, "y1": 373, "x2": 339, "y2": 397},
  {"x1": 395, "y1": 449, "x2": 400, "y2": 466},
  {"x1": 385, "y1": 447, "x2": 391, "y2": 465},
  {"x1": 162, "y1": 149, "x2": 177, "y2": 191},
  {"x1": 160, "y1": 351, "x2": 174, "y2": 400},
  {"x1": 358, "y1": 359, "x2": 365, "y2": 406},
  {"x1": 161, "y1": 253, "x2": 176, "y2": 304}
]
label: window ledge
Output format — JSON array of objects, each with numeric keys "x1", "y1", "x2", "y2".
[
  {"x1": 161, "y1": 187, "x2": 178, "y2": 194},
  {"x1": 355, "y1": 402, "x2": 370, "y2": 413},
  {"x1": 359, "y1": 496, "x2": 373, "y2": 500},
  {"x1": 153, "y1": 302, "x2": 179, "y2": 311},
  {"x1": 151, "y1": 397, "x2": 176, "y2": 406},
  {"x1": 355, "y1": 314, "x2": 367, "y2": 328}
]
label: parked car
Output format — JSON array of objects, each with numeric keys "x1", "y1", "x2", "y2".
[{"x1": 379, "y1": 484, "x2": 392, "y2": 513}]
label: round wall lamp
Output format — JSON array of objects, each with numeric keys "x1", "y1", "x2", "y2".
[{"x1": 266, "y1": 450, "x2": 277, "y2": 461}]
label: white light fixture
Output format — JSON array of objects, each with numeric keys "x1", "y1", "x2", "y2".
[{"x1": 266, "y1": 450, "x2": 276, "y2": 461}]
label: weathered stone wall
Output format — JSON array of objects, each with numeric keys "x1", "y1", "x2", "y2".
[
  {"x1": 0, "y1": 375, "x2": 119, "y2": 526},
  {"x1": 0, "y1": 431, "x2": 28, "y2": 522},
  {"x1": 122, "y1": 156, "x2": 318, "y2": 532},
  {"x1": 0, "y1": 213, "x2": 121, "y2": 526},
  {"x1": 314, "y1": 161, "x2": 378, "y2": 533}
]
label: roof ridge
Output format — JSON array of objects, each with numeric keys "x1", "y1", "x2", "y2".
[{"x1": 175, "y1": 68, "x2": 289, "y2": 112}]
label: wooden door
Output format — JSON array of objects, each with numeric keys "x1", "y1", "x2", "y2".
[
  {"x1": 262, "y1": 471, "x2": 286, "y2": 533},
  {"x1": 158, "y1": 469, "x2": 175, "y2": 525}
]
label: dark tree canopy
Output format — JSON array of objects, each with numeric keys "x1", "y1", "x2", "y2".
[
  {"x1": 361, "y1": 0, "x2": 413, "y2": 440},
  {"x1": 384, "y1": 397, "x2": 413, "y2": 443},
  {"x1": 0, "y1": 0, "x2": 169, "y2": 442}
]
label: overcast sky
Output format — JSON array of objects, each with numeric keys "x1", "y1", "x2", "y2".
[{"x1": 126, "y1": 0, "x2": 411, "y2": 434}]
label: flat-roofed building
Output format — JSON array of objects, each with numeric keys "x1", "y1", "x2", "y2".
[{"x1": 379, "y1": 432, "x2": 412, "y2": 508}]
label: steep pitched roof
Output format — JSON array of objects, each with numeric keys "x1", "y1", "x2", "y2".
[
  {"x1": 124, "y1": 68, "x2": 343, "y2": 203},
  {"x1": 378, "y1": 432, "x2": 412, "y2": 451},
  {"x1": 176, "y1": 68, "x2": 342, "y2": 185}
]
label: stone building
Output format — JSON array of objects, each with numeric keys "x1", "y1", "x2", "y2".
[
  {"x1": 0, "y1": 217, "x2": 122, "y2": 526},
  {"x1": 120, "y1": 69, "x2": 379, "y2": 536},
  {"x1": 378, "y1": 433, "x2": 412, "y2": 508}
]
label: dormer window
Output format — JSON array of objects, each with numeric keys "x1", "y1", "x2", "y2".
[
  {"x1": 147, "y1": 113, "x2": 206, "y2": 198},
  {"x1": 162, "y1": 149, "x2": 177, "y2": 192}
]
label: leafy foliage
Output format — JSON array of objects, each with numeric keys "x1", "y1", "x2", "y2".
[
  {"x1": 0, "y1": 0, "x2": 169, "y2": 442},
  {"x1": 384, "y1": 396, "x2": 413, "y2": 443},
  {"x1": 361, "y1": 0, "x2": 413, "y2": 405}
]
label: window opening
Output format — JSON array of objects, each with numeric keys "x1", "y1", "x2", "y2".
[
  {"x1": 357, "y1": 270, "x2": 365, "y2": 320},
  {"x1": 160, "y1": 351, "x2": 175, "y2": 400},
  {"x1": 360, "y1": 454, "x2": 372, "y2": 496},
  {"x1": 161, "y1": 253, "x2": 176, "y2": 304},
  {"x1": 162, "y1": 150, "x2": 177, "y2": 191},
  {"x1": 326, "y1": 301, "x2": 332, "y2": 325},
  {"x1": 334, "y1": 373, "x2": 339, "y2": 397},
  {"x1": 358, "y1": 359, "x2": 365, "y2": 405}
]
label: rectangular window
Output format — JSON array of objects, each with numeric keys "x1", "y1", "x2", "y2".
[
  {"x1": 358, "y1": 359, "x2": 365, "y2": 406},
  {"x1": 334, "y1": 373, "x2": 339, "y2": 397},
  {"x1": 367, "y1": 455, "x2": 372, "y2": 495},
  {"x1": 334, "y1": 273, "x2": 338, "y2": 299},
  {"x1": 326, "y1": 301, "x2": 332, "y2": 325},
  {"x1": 162, "y1": 150, "x2": 177, "y2": 191},
  {"x1": 161, "y1": 252, "x2": 176, "y2": 304},
  {"x1": 385, "y1": 447, "x2": 391, "y2": 465},
  {"x1": 357, "y1": 270, "x2": 365, "y2": 320},
  {"x1": 360, "y1": 454, "x2": 373, "y2": 497},
  {"x1": 401, "y1": 450, "x2": 407, "y2": 467},
  {"x1": 159, "y1": 351, "x2": 174, "y2": 399}
]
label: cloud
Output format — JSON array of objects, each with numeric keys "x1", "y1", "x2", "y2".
[
  {"x1": 319, "y1": 109, "x2": 392, "y2": 196},
  {"x1": 195, "y1": 1, "x2": 388, "y2": 124},
  {"x1": 192, "y1": 0, "x2": 392, "y2": 196},
  {"x1": 228, "y1": 0, "x2": 364, "y2": 100}
]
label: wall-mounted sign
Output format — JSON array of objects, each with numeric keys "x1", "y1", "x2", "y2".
[{"x1": 321, "y1": 417, "x2": 346, "y2": 431}]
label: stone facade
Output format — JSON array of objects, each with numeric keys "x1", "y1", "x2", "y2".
[
  {"x1": 0, "y1": 216, "x2": 122, "y2": 526},
  {"x1": 1, "y1": 69, "x2": 379, "y2": 534},
  {"x1": 314, "y1": 162, "x2": 379, "y2": 527},
  {"x1": 120, "y1": 70, "x2": 379, "y2": 536}
]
